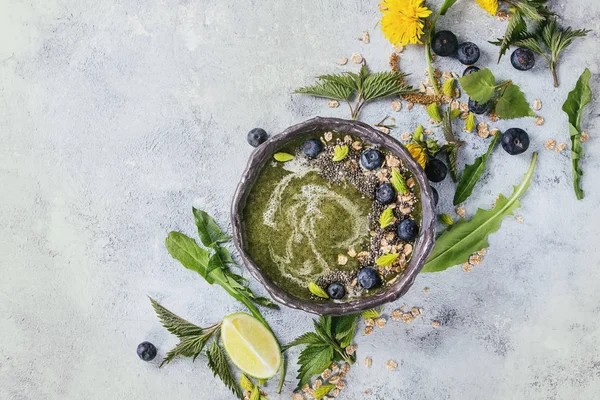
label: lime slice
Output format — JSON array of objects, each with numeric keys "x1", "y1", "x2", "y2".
[{"x1": 221, "y1": 312, "x2": 281, "y2": 379}]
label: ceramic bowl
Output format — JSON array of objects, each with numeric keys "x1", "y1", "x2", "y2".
[{"x1": 231, "y1": 117, "x2": 436, "y2": 315}]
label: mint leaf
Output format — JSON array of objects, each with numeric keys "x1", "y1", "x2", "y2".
[
  {"x1": 495, "y1": 84, "x2": 535, "y2": 119},
  {"x1": 332, "y1": 145, "x2": 349, "y2": 162},
  {"x1": 207, "y1": 341, "x2": 243, "y2": 399},
  {"x1": 375, "y1": 253, "x2": 399, "y2": 267},
  {"x1": 274, "y1": 152, "x2": 294, "y2": 162},
  {"x1": 423, "y1": 153, "x2": 537, "y2": 272},
  {"x1": 379, "y1": 207, "x2": 394, "y2": 229},
  {"x1": 309, "y1": 282, "x2": 329, "y2": 299},
  {"x1": 459, "y1": 68, "x2": 496, "y2": 103},
  {"x1": 391, "y1": 168, "x2": 408, "y2": 194}
]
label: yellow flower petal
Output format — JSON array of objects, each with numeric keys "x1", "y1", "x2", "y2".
[
  {"x1": 475, "y1": 0, "x2": 498, "y2": 15},
  {"x1": 379, "y1": 0, "x2": 432, "y2": 47},
  {"x1": 405, "y1": 143, "x2": 427, "y2": 168}
]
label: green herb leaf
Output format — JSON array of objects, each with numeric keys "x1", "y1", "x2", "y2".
[
  {"x1": 314, "y1": 385, "x2": 336, "y2": 399},
  {"x1": 494, "y1": 10, "x2": 527, "y2": 62},
  {"x1": 440, "y1": 143, "x2": 460, "y2": 182},
  {"x1": 376, "y1": 253, "x2": 399, "y2": 267},
  {"x1": 332, "y1": 145, "x2": 349, "y2": 162},
  {"x1": 459, "y1": 68, "x2": 496, "y2": 103},
  {"x1": 193, "y1": 208, "x2": 231, "y2": 248},
  {"x1": 423, "y1": 152, "x2": 538, "y2": 272},
  {"x1": 294, "y1": 80, "x2": 353, "y2": 101},
  {"x1": 391, "y1": 168, "x2": 408, "y2": 195},
  {"x1": 362, "y1": 71, "x2": 416, "y2": 101},
  {"x1": 240, "y1": 374, "x2": 254, "y2": 391},
  {"x1": 439, "y1": 0, "x2": 458, "y2": 15},
  {"x1": 295, "y1": 344, "x2": 334, "y2": 390},
  {"x1": 332, "y1": 314, "x2": 359, "y2": 348},
  {"x1": 562, "y1": 68, "x2": 592, "y2": 200},
  {"x1": 207, "y1": 341, "x2": 243, "y2": 399},
  {"x1": 361, "y1": 307, "x2": 384, "y2": 319},
  {"x1": 450, "y1": 108, "x2": 461, "y2": 120},
  {"x1": 250, "y1": 386, "x2": 260, "y2": 400},
  {"x1": 443, "y1": 78, "x2": 455, "y2": 97},
  {"x1": 149, "y1": 297, "x2": 205, "y2": 338},
  {"x1": 464, "y1": 112, "x2": 476, "y2": 133},
  {"x1": 427, "y1": 103, "x2": 443, "y2": 123},
  {"x1": 439, "y1": 214, "x2": 454, "y2": 226},
  {"x1": 309, "y1": 282, "x2": 329, "y2": 299},
  {"x1": 165, "y1": 232, "x2": 213, "y2": 282},
  {"x1": 274, "y1": 152, "x2": 294, "y2": 162},
  {"x1": 413, "y1": 124, "x2": 424, "y2": 142},
  {"x1": 282, "y1": 332, "x2": 324, "y2": 351},
  {"x1": 495, "y1": 84, "x2": 535, "y2": 119},
  {"x1": 379, "y1": 207, "x2": 394, "y2": 229},
  {"x1": 453, "y1": 133, "x2": 500, "y2": 205}
]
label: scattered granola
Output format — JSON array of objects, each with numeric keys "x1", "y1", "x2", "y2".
[
  {"x1": 391, "y1": 309, "x2": 403, "y2": 320},
  {"x1": 321, "y1": 368, "x2": 332, "y2": 380},
  {"x1": 375, "y1": 317, "x2": 387, "y2": 328},
  {"x1": 292, "y1": 393, "x2": 304, "y2": 400},
  {"x1": 535, "y1": 116, "x2": 544, "y2": 126},
  {"x1": 400, "y1": 132, "x2": 412, "y2": 142},
  {"x1": 516, "y1": 216, "x2": 524, "y2": 223},
  {"x1": 378, "y1": 126, "x2": 390, "y2": 134},
  {"x1": 423, "y1": 287, "x2": 429, "y2": 293},
  {"x1": 469, "y1": 254, "x2": 482, "y2": 265},
  {"x1": 391, "y1": 99, "x2": 402, "y2": 112},
  {"x1": 328, "y1": 100, "x2": 340, "y2": 108},
  {"x1": 364, "y1": 318, "x2": 375, "y2": 327},
  {"x1": 478, "y1": 248, "x2": 487, "y2": 256},
  {"x1": 456, "y1": 207, "x2": 466, "y2": 218},
  {"x1": 432, "y1": 320, "x2": 441, "y2": 328},
  {"x1": 496, "y1": 10, "x2": 509, "y2": 21},
  {"x1": 364, "y1": 326, "x2": 374, "y2": 335},
  {"x1": 406, "y1": 101, "x2": 414, "y2": 110},
  {"x1": 324, "y1": 131, "x2": 333, "y2": 141},
  {"x1": 364, "y1": 357, "x2": 372, "y2": 368},
  {"x1": 350, "y1": 53, "x2": 363, "y2": 64},
  {"x1": 544, "y1": 139, "x2": 556, "y2": 150},
  {"x1": 533, "y1": 98, "x2": 542, "y2": 111},
  {"x1": 345, "y1": 345, "x2": 357, "y2": 355},
  {"x1": 313, "y1": 379, "x2": 322, "y2": 390},
  {"x1": 581, "y1": 131, "x2": 589, "y2": 142},
  {"x1": 337, "y1": 254, "x2": 348, "y2": 265},
  {"x1": 347, "y1": 247, "x2": 357, "y2": 257},
  {"x1": 337, "y1": 57, "x2": 348, "y2": 65},
  {"x1": 489, "y1": 110, "x2": 499, "y2": 122},
  {"x1": 385, "y1": 360, "x2": 398, "y2": 371},
  {"x1": 462, "y1": 262, "x2": 473, "y2": 272},
  {"x1": 362, "y1": 31, "x2": 370, "y2": 43},
  {"x1": 389, "y1": 52, "x2": 400, "y2": 73},
  {"x1": 556, "y1": 143, "x2": 566, "y2": 152},
  {"x1": 477, "y1": 121, "x2": 490, "y2": 138}
]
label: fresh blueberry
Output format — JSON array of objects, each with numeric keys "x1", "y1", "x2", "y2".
[
  {"x1": 431, "y1": 30, "x2": 458, "y2": 57},
  {"x1": 137, "y1": 341, "x2": 157, "y2": 361},
  {"x1": 468, "y1": 98, "x2": 492, "y2": 115},
  {"x1": 430, "y1": 186, "x2": 439, "y2": 207},
  {"x1": 397, "y1": 218, "x2": 419, "y2": 241},
  {"x1": 357, "y1": 267, "x2": 381, "y2": 290},
  {"x1": 302, "y1": 138, "x2": 323, "y2": 158},
  {"x1": 501, "y1": 128, "x2": 530, "y2": 155},
  {"x1": 327, "y1": 282, "x2": 346, "y2": 299},
  {"x1": 463, "y1": 66, "x2": 480, "y2": 76},
  {"x1": 511, "y1": 48, "x2": 535, "y2": 71},
  {"x1": 457, "y1": 42, "x2": 480, "y2": 65},
  {"x1": 247, "y1": 128, "x2": 268, "y2": 147},
  {"x1": 375, "y1": 183, "x2": 396, "y2": 205},
  {"x1": 360, "y1": 149, "x2": 384, "y2": 170},
  {"x1": 425, "y1": 159, "x2": 447, "y2": 182}
]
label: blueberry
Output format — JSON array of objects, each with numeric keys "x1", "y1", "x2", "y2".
[
  {"x1": 501, "y1": 128, "x2": 530, "y2": 155},
  {"x1": 302, "y1": 138, "x2": 323, "y2": 158},
  {"x1": 137, "y1": 341, "x2": 157, "y2": 361},
  {"x1": 511, "y1": 48, "x2": 535, "y2": 71},
  {"x1": 463, "y1": 66, "x2": 480, "y2": 76},
  {"x1": 357, "y1": 267, "x2": 381, "y2": 290},
  {"x1": 431, "y1": 30, "x2": 458, "y2": 57},
  {"x1": 425, "y1": 159, "x2": 447, "y2": 182},
  {"x1": 468, "y1": 98, "x2": 492, "y2": 115},
  {"x1": 375, "y1": 183, "x2": 396, "y2": 205},
  {"x1": 430, "y1": 186, "x2": 439, "y2": 207},
  {"x1": 327, "y1": 282, "x2": 346, "y2": 299},
  {"x1": 397, "y1": 218, "x2": 419, "y2": 241},
  {"x1": 360, "y1": 149, "x2": 383, "y2": 170},
  {"x1": 247, "y1": 128, "x2": 268, "y2": 147},
  {"x1": 457, "y1": 42, "x2": 480, "y2": 65}
]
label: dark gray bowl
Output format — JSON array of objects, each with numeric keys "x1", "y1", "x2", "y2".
[{"x1": 231, "y1": 117, "x2": 436, "y2": 315}]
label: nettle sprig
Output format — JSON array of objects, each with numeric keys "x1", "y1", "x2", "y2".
[
  {"x1": 511, "y1": 18, "x2": 589, "y2": 87},
  {"x1": 294, "y1": 64, "x2": 416, "y2": 119}
]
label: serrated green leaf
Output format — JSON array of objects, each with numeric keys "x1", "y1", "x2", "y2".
[
  {"x1": 318, "y1": 73, "x2": 358, "y2": 91},
  {"x1": 282, "y1": 332, "x2": 326, "y2": 351},
  {"x1": 149, "y1": 297, "x2": 205, "y2": 338},
  {"x1": 443, "y1": 78, "x2": 455, "y2": 97},
  {"x1": 314, "y1": 385, "x2": 336, "y2": 399},
  {"x1": 391, "y1": 168, "x2": 408, "y2": 195},
  {"x1": 362, "y1": 71, "x2": 416, "y2": 101},
  {"x1": 296, "y1": 344, "x2": 334, "y2": 390},
  {"x1": 332, "y1": 314, "x2": 359, "y2": 348},
  {"x1": 413, "y1": 124, "x2": 424, "y2": 142},
  {"x1": 495, "y1": 84, "x2": 535, "y2": 119},
  {"x1": 423, "y1": 152, "x2": 537, "y2": 272},
  {"x1": 361, "y1": 307, "x2": 384, "y2": 319},
  {"x1": 496, "y1": 11, "x2": 527, "y2": 62},
  {"x1": 206, "y1": 341, "x2": 243, "y2": 399},
  {"x1": 294, "y1": 81, "x2": 353, "y2": 101},
  {"x1": 309, "y1": 282, "x2": 329, "y2": 299},
  {"x1": 427, "y1": 103, "x2": 442, "y2": 123},
  {"x1": 439, "y1": 214, "x2": 454, "y2": 226},
  {"x1": 250, "y1": 386, "x2": 260, "y2": 400},
  {"x1": 562, "y1": 68, "x2": 592, "y2": 200},
  {"x1": 453, "y1": 133, "x2": 500, "y2": 205},
  {"x1": 193, "y1": 208, "x2": 231, "y2": 248},
  {"x1": 274, "y1": 152, "x2": 294, "y2": 162},
  {"x1": 459, "y1": 68, "x2": 496, "y2": 103},
  {"x1": 379, "y1": 207, "x2": 394, "y2": 229},
  {"x1": 465, "y1": 112, "x2": 476, "y2": 132},
  {"x1": 332, "y1": 145, "x2": 349, "y2": 162},
  {"x1": 376, "y1": 253, "x2": 399, "y2": 267}
]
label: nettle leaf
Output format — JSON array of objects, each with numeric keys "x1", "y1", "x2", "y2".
[
  {"x1": 379, "y1": 207, "x2": 394, "y2": 229},
  {"x1": 423, "y1": 152, "x2": 537, "y2": 272},
  {"x1": 309, "y1": 282, "x2": 329, "y2": 299},
  {"x1": 193, "y1": 208, "x2": 231, "y2": 247},
  {"x1": 274, "y1": 152, "x2": 294, "y2": 162},
  {"x1": 495, "y1": 84, "x2": 535, "y2": 119},
  {"x1": 149, "y1": 297, "x2": 205, "y2": 338},
  {"x1": 332, "y1": 145, "x2": 349, "y2": 162},
  {"x1": 362, "y1": 71, "x2": 415, "y2": 101},
  {"x1": 283, "y1": 332, "x2": 325, "y2": 351},
  {"x1": 453, "y1": 133, "x2": 500, "y2": 205},
  {"x1": 459, "y1": 68, "x2": 496, "y2": 103},
  {"x1": 495, "y1": 11, "x2": 527, "y2": 62},
  {"x1": 296, "y1": 344, "x2": 333, "y2": 390},
  {"x1": 207, "y1": 341, "x2": 243, "y2": 399},
  {"x1": 294, "y1": 80, "x2": 353, "y2": 101},
  {"x1": 332, "y1": 314, "x2": 359, "y2": 348},
  {"x1": 562, "y1": 68, "x2": 592, "y2": 200},
  {"x1": 391, "y1": 168, "x2": 408, "y2": 194},
  {"x1": 376, "y1": 253, "x2": 399, "y2": 267}
]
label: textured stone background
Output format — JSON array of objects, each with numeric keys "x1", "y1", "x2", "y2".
[{"x1": 2, "y1": 1, "x2": 600, "y2": 399}]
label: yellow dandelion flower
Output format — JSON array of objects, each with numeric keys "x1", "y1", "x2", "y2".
[
  {"x1": 379, "y1": 0, "x2": 432, "y2": 47},
  {"x1": 405, "y1": 143, "x2": 427, "y2": 168},
  {"x1": 475, "y1": 0, "x2": 498, "y2": 15}
]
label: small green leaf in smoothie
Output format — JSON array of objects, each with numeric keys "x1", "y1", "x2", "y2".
[
  {"x1": 274, "y1": 152, "x2": 295, "y2": 162},
  {"x1": 439, "y1": 213, "x2": 454, "y2": 226},
  {"x1": 391, "y1": 168, "x2": 408, "y2": 195},
  {"x1": 376, "y1": 253, "x2": 399, "y2": 267},
  {"x1": 379, "y1": 207, "x2": 394, "y2": 228},
  {"x1": 309, "y1": 282, "x2": 329, "y2": 299},
  {"x1": 332, "y1": 145, "x2": 349, "y2": 162},
  {"x1": 413, "y1": 124, "x2": 424, "y2": 142}
]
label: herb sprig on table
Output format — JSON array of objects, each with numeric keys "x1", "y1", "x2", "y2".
[
  {"x1": 294, "y1": 64, "x2": 416, "y2": 119},
  {"x1": 562, "y1": 68, "x2": 592, "y2": 200}
]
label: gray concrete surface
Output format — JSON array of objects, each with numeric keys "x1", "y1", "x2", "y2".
[{"x1": 2, "y1": 0, "x2": 600, "y2": 399}]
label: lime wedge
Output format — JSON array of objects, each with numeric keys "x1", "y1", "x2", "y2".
[{"x1": 221, "y1": 312, "x2": 281, "y2": 379}]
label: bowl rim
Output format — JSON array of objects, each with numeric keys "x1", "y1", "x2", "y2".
[{"x1": 231, "y1": 116, "x2": 436, "y2": 315}]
